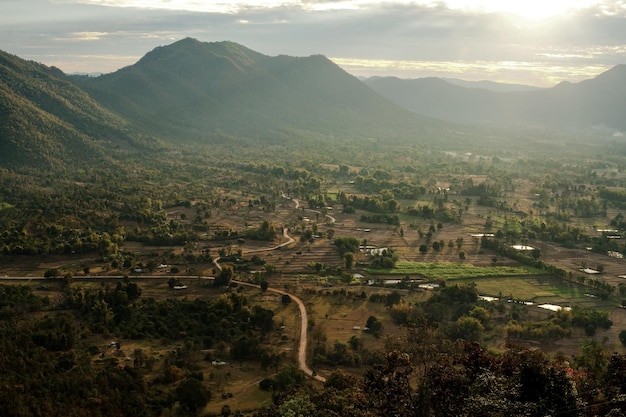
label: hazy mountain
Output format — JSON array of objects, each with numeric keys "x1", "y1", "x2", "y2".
[
  {"x1": 362, "y1": 76, "x2": 502, "y2": 124},
  {"x1": 79, "y1": 38, "x2": 442, "y2": 141},
  {"x1": 364, "y1": 67, "x2": 626, "y2": 131},
  {"x1": 442, "y1": 78, "x2": 542, "y2": 92},
  {"x1": 0, "y1": 50, "x2": 143, "y2": 169}
]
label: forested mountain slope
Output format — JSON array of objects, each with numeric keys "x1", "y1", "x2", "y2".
[
  {"x1": 0, "y1": 50, "x2": 145, "y2": 169},
  {"x1": 79, "y1": 38, "x2": 445, "y2": 142}
]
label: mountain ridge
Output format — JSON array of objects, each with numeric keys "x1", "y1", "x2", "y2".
[
  {"x1": 364, "y1": 67, "x2": 626, "y2": 130},
  {"x1": 2, "y1": 38, "x2": 625, "y2": 171},
  {"x1": 78, "y1": 38, "x2": 443, "y2": 141}
]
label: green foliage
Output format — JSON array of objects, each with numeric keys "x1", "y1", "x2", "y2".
[
  {"x1": 571, "y1": 307, "x2": 612, "y2": 332},
  {"x1": 32, "y1": 314, "x2": 76, "y2": 351},
  {"x1": 277, "y1": 395, "x2": 316, "y2": 417},
  {"x1": 445, "y1": 316, "x2": 484, "y2": 342},
  {"x1": 343, "y1": 252, "x2": 355, "y2": 270},
  {"x1": 505, "y1": 319, "x2": 571, "y2": 340},
  {"x1": 367, "y1": 260, "x2": 540, "y2": 278},
  {"x1": 215, "y1": 266, "x2": 234, "y2": 287},
  {"x1": 244, "y1": 221, "x2": 276, "y2": 241},
  {"x1": 369, "y1": 247, "x2": 398, "y2": 269},
  {"x1": 333, "y1": 237, "x2": 360, "y2": 256},
  {"x1": 422, "y1": 284, "x2": 479, "y2": 324},
  {"x1": 366, "y1": 315, "x2": 383, "y2": 338},
  {"x1": 360, "y1": 213, "x2": 400, "y2": 225},
  {"x1": 258, "y1": 364, "x2": 305, "y2": 392},
  {"x1": 176, "y1": 377, "x2": 210, "y2": 413},
  {"x1": 0, "y1": 285, "x2": 48, "y2": 317}
]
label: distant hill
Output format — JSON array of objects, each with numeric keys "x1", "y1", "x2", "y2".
[
  {"x1": 441, "y1": 78, "x2": 542, "y2": 93},
  {"x1": 364, "y1": 66, "x2": 626, "y2": 131},
  {"x1": 79, "y1": 38, "x2": 443, "y2": 142},
  {"x1": 0, "y1": 50, "x2": 145, "y2": 169}
]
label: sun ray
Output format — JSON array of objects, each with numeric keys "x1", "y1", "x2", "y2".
[{"x1": 435, "y1": 0, "x2": 601, "y2": 21}]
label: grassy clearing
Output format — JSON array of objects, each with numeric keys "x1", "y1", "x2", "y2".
[
  {"x1": 366, "y1": 261, "x2": 541, "y2": 279},
  {"x1": 452, "y1": 276, "x2": 553, "y2": 300},
  {"x1": 301, "y1": 288, "x2": 420, "y2": 366}
]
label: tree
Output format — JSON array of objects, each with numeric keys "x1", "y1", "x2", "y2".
[
  {"x1": 620, "y1": 330, "x2": 626, "y2": 347},
  {"x1": 459, "y1": 251, "x2": 466, "y2": 260},
  {"x1": 251, "y1": 305, "x2": 275, "y2": 334},
  {"x1": 419, "y1": 244, "x2": 428, "y2": 254},
  {"x1": 385, "y1": 291, "x2": 402, "y2": 307},
  {"x1": 215, "y1": 266, "x2": 233, "y2": 287},
  {"x1": 260, "y1": 280, "x2": 269, "y2": 291},
  {"x1": 348, "y1": 335, "x2": 362, "y2": 351},
  {"x1": 343, "y1": 252, "x2": 355, "y2": 270},
  {"x1": 447, "y1": 316, "x2": 484, "y2": 342},
  {"x1": 311, "y1": 325, "x2": 327, "y2": 346},
  {"x1": 44, "y1": 268, "x2": 59, "y2": 278},
  {"x1": 281, "y1": 294, "x2": 292, "y2": 305},
  {"x1": 176, "y1": 377, "x2": 210, "y2": 413},
  {"x1": 362, "y1": 350, "x2": 415, "y2": 416},
  {"x1": 264, "y1": 263, "x2": 276, "y2": 276},
  {"x1": 366, "y1": 316, "x2": 383, "y2": 338},
  {"x1": 277, "y1": 394, "x2": 316, "y2": 417},
  {"x1": 575, "y1": 339, "x2": 608, "y2": 383},
  {"x1": 468, "y1": 306, "x2": 490, "y2": 326}
]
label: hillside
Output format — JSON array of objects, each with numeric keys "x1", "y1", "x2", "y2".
[
  {"x1": 0, "y1": 50, "x2": 144, "y2": 169},
  {"x1": 79, "y1": 38, "x2": 445, "y2": 142},
  {"x1": 364, "y1": 66, "x2": 626, "y2": 131}
]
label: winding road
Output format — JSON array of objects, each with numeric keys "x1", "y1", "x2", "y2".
[
  {"x1": 213, "y1": 194, "x2": 325, "y2": 382},
  {"x1": 243, "y1": 226, "x2": 295, "y2": 254},
  {"x1": 2, "y1": 271, "x2": 326, "y2": 383},
  {"x1": 1, "y1": 194, "x2": 326, "y2": 383},
  {"x1": 233, "y1": 280, "x2": 325, "y2": 383}
]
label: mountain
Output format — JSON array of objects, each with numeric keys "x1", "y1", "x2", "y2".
[
  {"x1": 363, "y1": 76, "x2": 499, "y2": 124},
  {"x1": 0, "y1": 50, "x2": 144, "y2": 169},
  {"x1": 79, "y1": 38, "x2": 442, "y2": 141},
  {"x1": 442, "y1": 78, "x2": 541, "y2": 92},
  {"x1": 364, "y1": 66, "x2": 626, "y2": 131}
]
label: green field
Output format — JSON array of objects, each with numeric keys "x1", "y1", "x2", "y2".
[
  {"x1": 451, "y1": 275, "x2": 616, "y2": 310},
  {"x1": 366, "y1": 261, "x2": 541, "y2": 279}
]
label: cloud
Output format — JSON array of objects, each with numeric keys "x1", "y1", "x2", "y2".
[
  {"x1": 331, "y1": 56, "x2": 610, "y2": 86},
  {"x1": 0, "y1": 0, "x2": 624, "y2": 84}
]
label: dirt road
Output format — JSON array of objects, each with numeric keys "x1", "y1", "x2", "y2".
[{"x1": 233, "y1": 279, "x2": 326, "y2": 383}]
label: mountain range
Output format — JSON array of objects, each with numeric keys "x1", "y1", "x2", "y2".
[
  {"x1": 364, "y1": 66, "x2": 626, "y2": 131},
  {"x1": 1, "y1": 38, "x2": 625, "y2": 169}
]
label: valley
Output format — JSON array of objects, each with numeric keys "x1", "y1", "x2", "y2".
[{"x1": 2, "y1": 38, "x2": 626, "y2": 416}]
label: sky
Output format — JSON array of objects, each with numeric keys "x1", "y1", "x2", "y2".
[{"x1": 1, "y1": 0, "x2": 626, "y2": 86}]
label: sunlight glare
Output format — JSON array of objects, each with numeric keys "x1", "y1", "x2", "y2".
[{"x1": 442, "y1": 0, "x2": 600, "y2": 21}]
